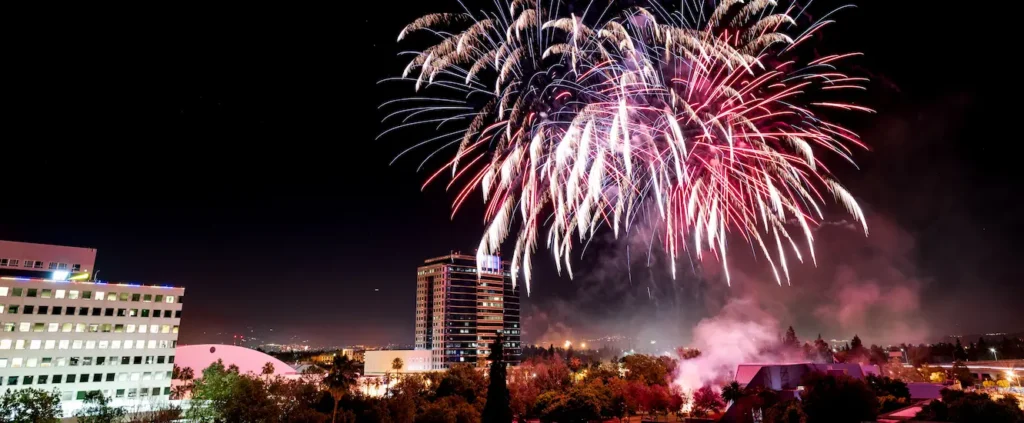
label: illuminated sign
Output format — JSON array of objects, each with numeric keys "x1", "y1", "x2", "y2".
[{"x1": 52, "y1": 271, "x2": 70, "y2": 281}]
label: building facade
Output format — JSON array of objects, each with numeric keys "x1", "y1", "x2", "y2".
[
  {"x1": 0, "y1": 241, "x2": 183, "y2": 416},
  {"x1": 414, "y1": 252, "x2": 520, "y2": 370}
]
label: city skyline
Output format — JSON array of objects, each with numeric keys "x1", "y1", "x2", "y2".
[{"x1": 2, "y1": 0, "x2": 1021, "y2": 349}]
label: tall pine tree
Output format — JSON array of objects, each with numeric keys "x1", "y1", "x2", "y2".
[{"x1": 482, "y1": 334, "x2": 513, "y2": 423}]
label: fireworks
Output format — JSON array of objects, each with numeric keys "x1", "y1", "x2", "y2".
[{"x1": 384, "y1": 0, "x2": 871, "y2": 294}]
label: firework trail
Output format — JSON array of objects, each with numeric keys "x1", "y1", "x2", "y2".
[{"x1": 383, "y1": 0, "x2": 871, "y2": 294}]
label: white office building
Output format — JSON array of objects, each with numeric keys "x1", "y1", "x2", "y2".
[{"x1": 0, "y1": 240, "x2": 184, "y2": 416}]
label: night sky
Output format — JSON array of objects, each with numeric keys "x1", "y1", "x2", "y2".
[{"x1": 3, "y1": 1, "x2": 1020, "y2": 348}]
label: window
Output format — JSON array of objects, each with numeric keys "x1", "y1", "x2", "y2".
[
  {"x1": 147, "y1": 340, "x2": 157, "y2": 349},
  {"x1": 22, "y1": 376, "x2": 33, "y2": 385},
  {"x1": 24, "y1": 305, "x2": 36, "y2": 314},
  {"x1": 85, "y1": 341, "x2": 96, "y2": 349},
  {"x1": 61, "y1": 323, "x2": 72, "y2": 332},
  {"x1": 77, "y1": 391, "x2": 87, "y2": 400},
  {"x1": 124, "y1": 340, "x2": 133, "y2": 349},
  {"x1": 72, "y1": 264, "x2": 81, "y2": 272},
  {"x1": 141, "y1": 310, "x2": 150, "y2": 318},
  {"x1": 128, "y1": 388, "x2": 137, "y2": 398},
  {"x1": 145, "y1": 356, "x2": 154, "y2": 365},
  {"x1": 119, "y1": 293, "x2": 129, "y2": 301},
  {"x1": 175, "y1": 310, "x2": 182, "y2": 318},
  {"x1": 11, "y1": 288, "x2": 22, "y2": 297},
  {"x1": 66, "y1": 374, "x2": 76, "y2": 383},
  {"x1": 37, "y1": 306, "x2": 48, "y2": 314},
  {"x1": 96, "y1": 357, "x2": 106, "y2": 365},
  {"x1": 115, "y1": 389, "x2": 125, "y2": 398},
  {"x1": 33, "y1": 323, "x2": 44, "y2": 332},
  {"x1": 27, "y1": 289, "x2": 37, "y2": 297},
  {"x1": 6, "y1": 376, "x2": 16, "y2": 385},
  {"x1": 130, "y1": 372, "x2": 140, "y2": 381},
  {"x1": 91, "y1": 308, "x2": 101, "y2": 316},
  {"x1": 71, "y1": 357, "x2": 80, "y2": 366},
  {"x1": 78, "y1": 307, "x2": 88, "y2": 316},
  {"x1": 82, "y1": 291, "x2": 92, "y2": 299},
  {"x1": 131, "y1": 294, "x2": 140, "y2": 302},
  {"x1": 44, "y1": 340, "x2": 55, "y2": 349},
  {"x1": 12, "y1": 358, "x2": 23, "y2": 367},
  {"x1": 19, "y1": 322, "x2": 30, "y2": 332},
  {"x1": 157, "y1": 356, "x2": 165, "y2": 364},
  {"x1": 52, "y1": 306, "x2": 62, "y2": 315},
  {"x1": 164, "y1": 310, "x2": 173, "y2": 318},
  {"x1": 55, "y1": 290, "x2": 65, "y2": 299},
  {"x1": 47, "y1": 323, "x2": 58, "y2": 333},
  {"x1": 173, "y1": 326, "x2": 179, "y2": 334},
  {"x1": 0, "y1": 258, "x2": 6, "y2": 266},
  {"x1": 102, "y1": 324, "x2": 112, "y2": 333},
  {"x1": 0, "y1": 358, "x2": 6, "y2": 367},
  {"x1": 129, "y1": 309, "x2": 138, "y2": 317},
  {"x1": 56, "y1": 357, "x2": 66, "y2": 366},
  {"x1": 126, "y1": 325, "x2": 136, "y2": 333},
  {"x1": 111, "y1": 340, "x2": 121, "y2": 349},
  {"x1": 150, "y1": 325, "x2": 159, "y2": 333},
  {"x1": 7, "y1": 259, "x2": 17, "y2": 267},
  {"x1": 143, "y1": 294, "x2": 153, "y2": 302},
  {"x1": 98, "y1": 340, "x2": 109, "y2": 349},
  {"x1": 93, "y1": 374, "x2": 102, "y2": 382},
  {"x1": 120, "y1": 357, "x2": 130, "y2": 365},
  {"x1": 58, "y1": 263, "x2": 67, "y2": 270},
  {"x1": 133, "y1": 356, "x2": 142, "y2": 365},
  {"x1": 65, "y1": 307, "x2": 75, "y2": 316},
  {"x1": 0, "y1": 339, "x2": 10, "y2": 349},
  {"x1": 95, "y1": 292, "x2": 105, "y2": 301},
  {"x1": 163, "y1": 387, "x2": 171, "y2": 395},
  {"x1": 72, "y1": 340, "x2": 83, "y2": 349},
  {"x1": 69, "y1": 290, "x2": 79, "y2": 299},
  {"x1": 114, "y1": 324, "x2": 124, "y2": 333},
  {"x1": 7, "y1": 305, "x2": 17, "y2": 314},
  {"x1": 139, "y1": 325, "x2": 147, "y2": 334},
  {"x1": 143, "y1": 372, "x2": 152, "y2": 381},
  {"x1": 117, "y1": 309, "x2": 126, "y2": 317},
  {"x1": 49, "y1": 262, "x2": 58, "y2": 270},
  {"x1": 105, "y1": 373, "x2": 114, "y2": 382},
  {"x1": 151, "y1": 309, "x2": 159, "y2": 317},
  {"x1": 52, "y1": 375, "x2": 62, "y2": 384},
  {"x1": 41, "y1": 289, "x2": 52, "y2": 298},
  {"x1": 88, "y1": 324, "x2": 99, "y2": 333},
  {"x1": 27, "y1": 357, "x2": 38, "y2": 366},
  {"x1": 83, "y1": 357, "x2": 93, "y2": 366},
  {"x1": 155, "y1": 295, "x2": 164, "y2": 302},
  {"x1": 105, "y1": 308, "x2": 114, "y2": 317},
  {"x1": 59, "y1": 340, "x2": 69, "y2": 350},
  {"x1": 0, "y1": 287, "x2": 6, "y2": 296}
]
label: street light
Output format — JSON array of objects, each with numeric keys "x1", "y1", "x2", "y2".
[{"x1": 989, "y1": 347, "x2": 998, "y2": 361}]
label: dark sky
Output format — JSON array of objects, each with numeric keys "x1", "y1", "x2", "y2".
[{"x1": 3, "y1": 1, "x2": 1020, "y2": 347}]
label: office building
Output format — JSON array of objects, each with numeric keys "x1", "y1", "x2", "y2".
[
  {"x1": 0, "y1": 240, "x2": 184, "y2": 416},
  {"x1": 414, "y1": 252, "x2": 520, "y2": 370}
]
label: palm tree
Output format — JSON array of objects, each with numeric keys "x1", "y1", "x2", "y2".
[
  {"x1": 392, "y1": 357, "x2": 404, "y2": 372},
  {"x1": 321, "y1": 354, "x2": 361, "y2": 423},
  {"x1": 261, "y1": 362, "x2": 275, "y2": 381},
  {"x1": 721, "y1": 381, "x2": 744, "y2": 404}
]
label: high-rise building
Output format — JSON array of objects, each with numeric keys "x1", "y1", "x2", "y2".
[
  {"x1": 415, "y1": 252, "x2": 520, "y2": 369},
  {"x1": 0, "y1": 240, "x2": 183, "y2": 416}
]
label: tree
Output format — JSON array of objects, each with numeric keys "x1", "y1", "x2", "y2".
[
  {"x1": 866, "y1": 374, "x2": 910, "y2": 401},
  {"x1": 392, "y1": 357, "x2": 404, "y2": 372},
  {"x1": 813, "y1": 335, "x2": 832, "y2": 363},
  {"x1": 764, "y1": 400, "x2": 807, "y2": 423},
  {"x1": 262, "y1": 361, "x2": 276, "y2": 380},
  {"x1": 951, "y1": 360, "x2": 976, "y2": 387},
  {"x1": 784, "y1": 326, "x2": 799, "y2": 348},
  {"x1": 74, "y1": 392, "x2": 127, "y2": 423},
  {"x1": 482, "y1": 334, "x2": 513, "y2": 423},
  {"x1": 915, "y1": 389, "x2": 1024, "y2": 422},
  {"x1": 691, "y1": 385, "x2": 725, "y2": 417},
  {"x1": 800, "y1": 372, "x2": 878, "y2": 423},
  {"x1": 0, "y1": 388, "x2": 63, "y2": 423},
  {"x1": 435, "y1": 363, "x2": 487, "y2": 404},
  {"x1": 721, "y1": 381, "x2": 744, "y2": 404},
  {"x1": 850, "y1": 335, "x2": 863, "y2": 350},
  {"x1": 621, "y1": 354, "x2": 673, "y2": 386},
  {"x1": 321, "y1": 354, "x2": 361, "y2": 423}
]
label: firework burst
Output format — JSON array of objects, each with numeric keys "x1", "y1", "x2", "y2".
[{"x1": 383, "y1": 0, "x2": 871, "y2": 294}]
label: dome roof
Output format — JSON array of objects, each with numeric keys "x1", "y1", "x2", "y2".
[{"x1": 174, "y1": 344, "x2": 298, "y2": 376}]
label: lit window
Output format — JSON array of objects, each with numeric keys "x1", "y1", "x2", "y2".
[
  {"x1": 124, "y1": 340, "x2": 134, "y2": 349},
  {"x1": 44, "y1": 340, "x2": 55, "y2": 349},
  {"x1": 147, "y1": 340, "x2": 156, "y2": 349},
  {"x1": 126, "y1": 325, "x2": 136, "y2": 333},
  {"x1": 139, "y1": 325, "x2": 147, "y2": 334},
  {"x1": 0, "y1": 287, "x2": 6, "y2": 296},
  {"x1": 48, "y1": 323, "x2": 59, "y2": 332},
  {"x1": 69, "y1": 291, "x2": 80, "y2": 299},
  {"x1": 72, "y1": 340, "x2": 83, "y2": 349},
  {"x1": 111, "y1": 340, "x2": 121, "y2": 349},
  {"x1": 161, "y1": 325, "x2": 170, "y2": 334},
  {"x1": 0, "y1": 358, "x2": 6, "y2": 367},
  {"x1": 7, "y1": 260, "x2": 16, "y2": 267},
  {"x1": 55, "y1": 290, "x2": 65, "y2": 299},
  {"x1": 41, "y1": 289, "x2": 52, "y2": 298},
  {"x1": 118, "y1": 373, "x2": 128, "y2": 382},
  {"x1": 19, "y1": 322, "x2": 30, "y2": 332},
  {"x1": 130, "y1": 373, "x2": 140, "y2": 381},
  {"x1": 88, "y1": 324, "x2": 99, "y2": 333},
  {"x1": 27, "y1": 357, "x2": 38, "y2": 367},
  {"x1": 165, "y1": 296, "x2": 175, "y2": 303},
  {"x1": 0, "y1": 339, "x2": 11, "y2": 349},
  {"x1": 96, "y1": 292, "x2": 105, "y2": 301},
  {"x1": 12, "y1": 358, "x2": 23, "y2": 367},
  {"x1": 149, "y1": 325, "x2": 158, "y2": 333},
  {"x1": 59, "y1": 340, "x2": 69, "y2": 350},
  {"x1": 61, "y1": 323, "x2": 72, "y2": 332},
  {"x1": 30, "y1": 340, "x2": 41, "y2": 350},
  {"x1": 99, "y1": 340, "x2": 109, "y2": 349},
  {"x1": 85, "y1": 341, "x2": 96, "y2": 349},
  {"x1": 48, "y1": 262, "x2": 58, "y2": 270}
]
